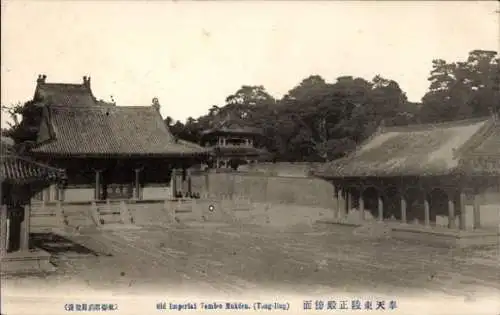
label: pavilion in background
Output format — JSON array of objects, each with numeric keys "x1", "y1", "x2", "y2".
[{"x1": 200, "y1": 119, "x2": 271, "y2": 170}]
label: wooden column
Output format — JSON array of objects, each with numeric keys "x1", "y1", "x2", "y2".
[
  {"x1": 20, "y1": 205, "x2": 30, "y2": 251},
  {"x1": 58, "y1": 184, "x2": 65, "y2": 202},
  {"x1": 134, "y1": 168, "x2": 141, "y2": 199},
  {"x1": 473, "y1": 193, "x2": 481, "y2": 229},
  {"x1": 459, "y1": 191, "x2": 467, "y2": 230},
  {"x1": 94, "y1": 170, "x2": 101, "y2": 200},
  {"x1": 448, "y1": 194, "x2": 456, "y2": 229},
  {"x1": 172, "y1": 169, "x2": 178, "y2": 198},
  {"x1": 187, "y1": 169, "x2": 192, "y2": 195},
  {"x1": 377, "y1": 194, "x2": 384, "y2": 221},
  {"x1": 346, "y1": 189, "x2": 352, "y2": 213},
  {"x1": 332, "y1": 185, "x2": 339, "y2": 219},
  {"x1": 423, "y1": 193, "x2": 430, "y2": 227},
  {"x1": 337, "y1": 189, "x2": 345, "y2": 219},
  {"x1": 400, "y1": 193, "x2": 407, "y2": 224},
  {"x1": 52, "y1": 185, "x2": 58, "y2": 201},
  {"x1": 0, "y1": 205, "x2": 7, "y2": 257},
  {"x1": 204, "y1": 172, "x2": 210, "y2": 197},
  {"x1": 358, "y1": 189, "x2": 365, "y2": 221},
  {"x1": 43, "y1": 187, "x2": 50, "y2": 202}
]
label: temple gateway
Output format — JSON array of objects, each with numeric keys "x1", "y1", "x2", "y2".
[
  {"x1": 22, "y1": 75, "x2": 210, "y2": 202},
  {"x1": 314, "y1": 116, "x2": 500, "y2": 244}
]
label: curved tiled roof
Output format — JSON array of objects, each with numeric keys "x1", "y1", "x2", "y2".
[
  {"x1": 32, "y1": 105, "x2": 211, "y2": 157},
  {"x1": 1, "y1": 155, "x2": 67, "y2": 184},
  {"x1": 1, "y1": 138, "x2": 66, "y2": 184},
  {"x1": 315, "y1": 117, "x2": 496, "y2": 178},
  {"x1": 29, "y1": 76, "x2": 209, "y2": 157}
]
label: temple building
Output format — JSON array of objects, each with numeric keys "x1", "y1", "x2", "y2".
[
  {"x1": 200, "y1": 120, "x2": 271, "y2": 170},
  {"x1": 1, "y1": 136, "x2": 66, "y2": 272},
  {"x1": 18, "y1": 75, "x2": 209, "y2": 202},
  {"x1": 314, "y1": 116, "x2": 500, "y2": 242}
]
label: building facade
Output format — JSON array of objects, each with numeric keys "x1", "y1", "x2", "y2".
[
  {"x1": 314, "y1": 116, "x2": 500, "y2": 232},
  {"x1": 21, "y1": 75, "x2": 209, "y2": 202}
]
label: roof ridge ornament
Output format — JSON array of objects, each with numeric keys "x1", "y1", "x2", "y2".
[
  {"x1": 83, "y1": 75, "x2": 91, "y2": 89},
  {"x1": 152, "y1": 97, "x2": 160, "y2": 111},
  {"x1": 37, "y1": 74, "x2": 47, "y2": 84}
]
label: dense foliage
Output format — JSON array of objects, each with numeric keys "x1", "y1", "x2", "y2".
[
  {"x1": 166, "y1": 50, "x2": 499, "y2": 162},
  {"x1": 2, "y1": 50, "x2": 498, "y2": 161}
]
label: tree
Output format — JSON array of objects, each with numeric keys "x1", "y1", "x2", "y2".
[
  {"x1": 1, "y1": 100, "x2": 45, "y2": 145},
  {"x1": 420, "y1": 50, "x2": 499, "y2": 123},
  {"x1": 1, "y1": 102, "x2": 24, "y2": 137}
]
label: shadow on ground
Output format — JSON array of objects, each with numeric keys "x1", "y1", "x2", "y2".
[{"x1": 30, "y1": 233, "x2": 111, "y2": 258}]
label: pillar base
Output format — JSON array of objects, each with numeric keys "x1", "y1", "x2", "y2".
[{"x1": 0, "y1": 249, "x2": 55, "y2": 275}]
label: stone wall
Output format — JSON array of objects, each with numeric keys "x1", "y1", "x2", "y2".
[
  {"x1": 30, "y1": 202, "x2": 96, "y2": 232},
  {"x1": 190, "y1": 172, "x2": 335, "y2": 209},
  {"x1": 238, "y1": 162, "x2": 320, "y2": 177},
  {"x1": 472, "y1": 186, "x2": 500, "y2": 230}
]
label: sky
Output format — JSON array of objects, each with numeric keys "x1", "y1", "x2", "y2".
[{"x1": 1, "y1": 1, "x2": 498, "y2": 128}]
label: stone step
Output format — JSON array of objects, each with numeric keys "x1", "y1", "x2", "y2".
[
  {"x1": 98, "y1": 211, "x2": 121, "y2": 215},
  {"x1": 30, "y1": 212, "x2": 57, "y2": 217},
  {"x1": 99, "y1": 217, "x2": 123, "y2": 224}
]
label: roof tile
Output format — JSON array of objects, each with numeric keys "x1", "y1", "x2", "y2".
[
  {"x1": 315, "y1": 118, "x2": 492, "y2": 178},
  {"x1": 33, "y1": 105, "x2": 210, "y2": 157}
]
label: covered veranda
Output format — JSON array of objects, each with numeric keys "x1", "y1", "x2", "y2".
[{"x1": 314, "y1": 117, "x2": 500, "y2": 246}]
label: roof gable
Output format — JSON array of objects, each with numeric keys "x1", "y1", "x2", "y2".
[
  {"x1": 316, "y1": 117, "x2": 493, "y2": 178},
  {"x1": 35, "y1": 83, "x2": 99, "y2": 107},
  {"x1": 463, "y1": 120, "x2": 500, "y2": 156}
]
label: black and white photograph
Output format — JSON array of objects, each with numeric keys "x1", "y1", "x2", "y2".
[{"x1": 1, "y1": 1, "x2": 499, "y2": 314}]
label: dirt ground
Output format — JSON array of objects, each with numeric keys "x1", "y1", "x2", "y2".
[
  {"x1": 2, "y1": 206, "x2": 499, "y2": 314},
  {"x1": 4, "y1": 222, "x2": 500, "y2": 293}
]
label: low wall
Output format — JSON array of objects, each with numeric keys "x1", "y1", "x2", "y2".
[
  {"x1": 30, "y1": 202, "x2": 96, "y2": 233},
  {"x1": 64, "y1": 188, "x2": 94, "y2": 202},
  {"x1": 141, "y1": 186, "x2": 173, "y2": 200},
  {"x1": 238, "y1": 162, "x2": 320, "y2": 177},
  {"x1": 191, "y1": 172, "x2": 335, "y2": 209},
  {"x1": 32, "y1": 184, "x2": 174, "y2": 203}
]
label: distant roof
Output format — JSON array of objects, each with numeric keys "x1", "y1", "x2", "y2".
[
  {"x1": 176, "y1": 139, "x2": 207, "y2": 151},
  {"x1": 314, "y1": 117, "x2": 498, "y2": 178},
  {"x1": 201, "y1": 120, "x2": 263, "y2": 137},
  {"x1": 32, "y1": 105, "x2": 211, "y2": 157}
]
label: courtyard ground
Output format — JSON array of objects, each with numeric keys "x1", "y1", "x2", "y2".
[{"x1": 1, "y1": 208, "x2": 500, "y2": 315}]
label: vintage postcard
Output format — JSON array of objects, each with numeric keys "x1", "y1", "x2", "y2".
[{"x1": 1, "y1": 1, "x2": 499, "y2": 314}]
